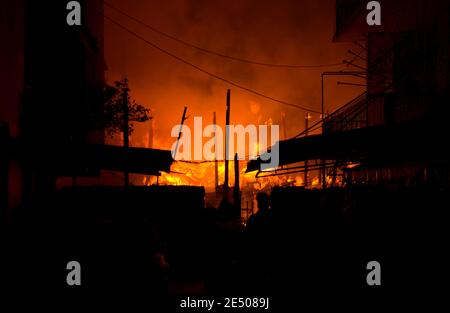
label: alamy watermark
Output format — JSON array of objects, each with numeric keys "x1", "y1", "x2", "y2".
[
  {"x1": 170, "y1": 116, "x2": 280, "y2": 170},
  {"x1": 366, "y1": 1, "x2": 381, "y2": 26},
  {"x1": 66, "y1": 1, "x2": 82, "y2": 26}
]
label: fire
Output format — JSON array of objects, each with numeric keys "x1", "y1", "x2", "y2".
[
  {"x1": 311, "y1": 177, "x2": 320, "y2": 186},
  {"x1": 142, "y1": 158, "x2": 308, "y2": 192},
  {"x1": 160, "y1": 173, "x2": 187, "y2": 186},
  {"x1": 143, "y1": 160, "x2": 227, "y2": 189},
  {"x1": 139, "y1": 116, "x2": 321, "y2": 194}
]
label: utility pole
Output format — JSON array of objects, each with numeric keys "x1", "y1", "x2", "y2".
[
  {"x1": 321, "y1": 73, "x2": 325, "y2": 188},
  {"x1": 123, "y1": 84, "x2": 129, "y2": 187},
  {"x1": 148, "y1": 116, "x2": 154, "y2": 149},
  {"x1": 213, "y1": 112, "x2": 219, "y2": 194},
  {"x1": 233, "y1": 153, "x2": 241, "y2": 216},
  {"x1": 281, "y1": 112, "x2": 287, "y2": 140},
  {"x1": 121, "y1": 39, "x2": 129, "y2": 187},
  {"x1": 144, "y1": 118, "x2": 154, "y2": 186},
  {"x1": 224, "y1": 89, "x2": 230, "y2": 190},
  {"x1": 173, "y1": 106, "x2": 188, "y2": 160},
  {"x1": 304, "y1": 112, "x2": 311, "y2": 188}
]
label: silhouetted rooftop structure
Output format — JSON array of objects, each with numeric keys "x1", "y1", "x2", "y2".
[{"x1": 247, "y1": 0, "x2": 450, "y2": 188}]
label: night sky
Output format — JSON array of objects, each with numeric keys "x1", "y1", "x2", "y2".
[{"x1": 103, "y1": 0, "x2": 365, "y2": 150}]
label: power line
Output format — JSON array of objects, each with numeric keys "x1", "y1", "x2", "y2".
[
  {"x1": 102, "y1": 13, "x2": 322, "y2": 113},
  {"x1": 104, "y1": 1, "x2": 344, "y2": 69}
]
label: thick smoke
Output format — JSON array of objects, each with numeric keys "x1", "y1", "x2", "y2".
[{"x1": 104, "y1": 0, "x2": 364, "y2": 150}]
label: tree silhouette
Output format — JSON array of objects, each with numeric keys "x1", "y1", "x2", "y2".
[{"x1": 103, "y1": 78, "x2": 151, "y2": 138}]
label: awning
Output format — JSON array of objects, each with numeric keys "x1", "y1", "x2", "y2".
[
  {"x1": 246, "y1": 120, "x2": 448, "y2": 173},
  {"x1": 27, "y1": 143, "x2": 173, "y2": 176}
]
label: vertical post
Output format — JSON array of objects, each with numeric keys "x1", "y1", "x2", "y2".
[
  {"x1": 123, "y1": 83, "x2": 129, "y2": 187},
  {"x1": 304, "y1": 112, "x2": 310, "y2": 187},
  {"x1": 173, "y1": 106, "x2": 188, "y2": 160},
  {"x1": 281, "y1": 112, "x2": 287, "y2": 140},
  {"x1": 148, "y1": 116, "x2": 153, "y2": 149},
  {"x1": 144, "y1": 118, "x2": 154, "y2": 186},
  {"x1": 233, "y1": 153, "x2": 241, "y2": 216},
  {"x1": 224, "y1": 89, "x2": 230, "y2": 190},
  {"x1": 213, "y1": 112, "x2": 219, "y2": 194},
  {"x1": 321, "y1": 73, "x2": 326, "y2": 189}
]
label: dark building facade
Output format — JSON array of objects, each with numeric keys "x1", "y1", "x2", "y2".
[
  {"x1": 329, "y1": 0, "x2": 450, "y2": 131},
  {"x1": 0, "y1": 0, "x2": 106, "y2": 221},
  {"x1": 328, "y1": 0, "x2": 450, "y2": 186},
  {"x1": 246, "y1": 0, "x2": 450, "y2": 189}
]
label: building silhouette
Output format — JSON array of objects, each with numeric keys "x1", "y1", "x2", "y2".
[{"x1": 247, "y1": 0, "x2": 450, "y2": 189}]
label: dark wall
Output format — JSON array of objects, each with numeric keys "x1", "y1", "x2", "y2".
[{"x1": 24, "y1": 0, "x2": 104, "y2": 146}]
